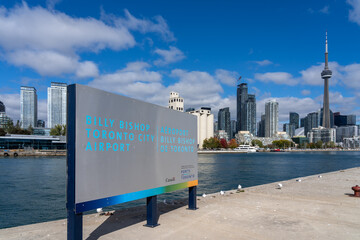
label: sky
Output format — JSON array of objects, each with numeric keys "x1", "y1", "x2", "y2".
[{"x1": 0, "y1": 0, "x2": 360, "y2": 126}]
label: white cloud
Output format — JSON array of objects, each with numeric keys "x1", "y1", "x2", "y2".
[
  {"x1": 316, "y1": 91, "x2": 358, "y2": 114},
  {"x1": 300, "y1": 62, "x2": 340, "y2": 86},
  {"x1": 348, "y1": 0, "x2": 360, "y2": 25},
  {"x1": 46, "y1": 0, "x2": 62, "y2": 10},
  {"x1": 215, "y1": 69, "x2": 239, "y2": 86},
  {"x1": 7, "y1": 50, "x2": 98, "y2": 77},
  {"x1": 0, "y1": 4, "x2": 176, "y2": 77},
  {"x1": 0, "y1": 93, "x2": 20, "y2": 121},
  {"x1": 115, "y1": 9, "x2": 175, "y2": 42},
  {"x1": 0, "y1": 4, "x2": 135, "y2": 53},
  {"x1": 254, "y1": 72, "x2": 298, "y2": 86},
  {"x1": 76, "y1": 61, "x2": 99, "y2": 78},
  {"x1": 88, "y1": 61, "x2": 163, "y2": 98},
  {"x1": 154, "y1": 46, "x2": 185, "y2": 66},
  {"x1": 341, "y1": 63, "x2": 360, "y2": 88},
  {"x1": 0, "y1": 3, "x2": 134, "y2": 77},
  {"x1": 257, "y1": 97, "x2": 319, "y2": 122},
  {"x1": 38, "y1": 99, "x2": 47, "y2": 123},
  {"x1": 301, "y1": 89, "x2": 311, "y2": 96},
  {"x1": 253, "y1": 60, "x2": 273, "y2": 66},
  {"x1": 320, "y1": 5, "x2": 330, "y2": 14}
]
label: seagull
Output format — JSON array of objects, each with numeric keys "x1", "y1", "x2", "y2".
[
  {"x1": 318, "y1": 175, "x2": 322, "y2": 178},
  {"x1": 220, "y1": 191, "x2": 225, "y2": 195},
  {"x1": 202, "y1": 193, "x2": 207, "y2": 198},
  {"x1": 238, "y1": 185, "x2": 242, "y2": 190},
  {"x1": 296, "y1": 179, "x2": 302, "y2": 182},
  {"x1": 96, "y1": 208, "x2": 103, "y2": 213},
  {"x1": 277, "y1": 183, "x2": 283, "y2": 189}
]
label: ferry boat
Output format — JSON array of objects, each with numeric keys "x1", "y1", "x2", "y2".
[{"x1": 234, "y1": 145, "x2": 257, "y2": 153}]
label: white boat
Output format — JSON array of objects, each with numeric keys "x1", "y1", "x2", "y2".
[{"x1": 234, "y1": 145, "x2": 257, "y2": 153}]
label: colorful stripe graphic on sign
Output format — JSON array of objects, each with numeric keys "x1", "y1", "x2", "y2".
[{"x1": 75, "y1": 180, "x2": 198, "y2": 213}]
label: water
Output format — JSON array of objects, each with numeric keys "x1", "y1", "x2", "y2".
[{"x1": 1, "y1": 151, "x2": 360, "y2": 229}]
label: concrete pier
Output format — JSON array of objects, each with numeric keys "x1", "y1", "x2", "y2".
[{"x1": 1, "y1": 167, "x2": 360, "y2": 239}]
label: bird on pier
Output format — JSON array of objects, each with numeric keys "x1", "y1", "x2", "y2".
[
  {"x1": 277, "y1": 183, "x2": 283, "y2": 189},
  {"x1": 96, "y1": 208, "x2": 103, "y2": 213},
  {"x1": 296, "y1": 179, "x2": 302, "y2": 182},
  {"x1": 202, "y1": 193, "x2": 207, "y2": 198},
  {"x1": 238, "y1": 184, "x2": 242, "y2": 190},
  {"x1": 220, "y1": 191, "x2": 225, "y2": 195}
]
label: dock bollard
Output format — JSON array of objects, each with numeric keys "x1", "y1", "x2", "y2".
[{"x1": 351, "y1": 185, "x2": 360, "y2": 197}]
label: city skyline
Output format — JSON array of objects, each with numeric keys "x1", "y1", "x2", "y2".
[{"x1": 0, "y1": 1, "x2": 360, "y2": 125}]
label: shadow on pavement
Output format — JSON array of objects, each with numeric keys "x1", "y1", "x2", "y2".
[{"x1": 86, "y1": 198, "x2": 188, "y2": 240}]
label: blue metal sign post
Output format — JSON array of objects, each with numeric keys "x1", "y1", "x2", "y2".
[
  {"x1": 188, "y1": 186, "x2": 198, "y2": 210},
  {"x1": 67, "y1": 85, "x2": 83, "y2": 240},
  {"x1": 144, "y1": 195, "x2": 160, "y2": 227}
]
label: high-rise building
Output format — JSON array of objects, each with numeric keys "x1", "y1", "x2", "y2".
[
  {"x1": 230, "y1": 120, "x2": 237, "y2": 139},
  {"x1": 321, "y1": 32, "x2": 332, "y2": 128},
  {"x1": 257, "y1": 114, "x2": 265, "y2": 137},
  {"x1": 168, "y1": 91, "x2": 184, "y2": 112},
  {"x1": 289, "y1": 112, "x2": 299, "y2": 129},
  {"x1": 0, "y1": 101, "x2": 11, "y2": 129},
  {"x1": 304, "y1": 112, "x2": 318, "y2": 136},
  {"x1": 336, "y1": 125, "x2": 358, "y2": 143},
  {"x1": 47, "y1": 82, "x2": 67, "y2": 128},
  {"x1": 237, "y1": 83, "x2": 247, "y2": 131},
  {"x1": 265, "y1": 100, "x2": 279, "y2": 137},
  {"x1": 214, "y1": 121, "x2": 218, "y2": 132},
  {"x1": 236, "y1": 82, "x2": 256, "y2": 135},
  {"x1": 334, "y1": 112, "x2": 356, "y2": 127},
  {"x1": 300, "y1": 117, "x2": 305, "y2": 128},
  {"x1": 283, "y1": 123, "x2": 295, "y2": 137},
  {"x1": 218, "y1": 107, "x2": 231, "y2": 140},
  {"x1": 0, "y1": 101, "x2": 5, "y2": 113},
  {"x1": 20, "y1": 86, "x2": 37, "y2": 129},
  {"x1": 246, "y1": 94, "x2": 256, "y2": 135},
  {"x1": 188, "y1": 107, "x2": 214, "y2": 149}
]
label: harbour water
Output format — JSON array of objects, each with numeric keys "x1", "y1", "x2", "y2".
[{"x1": 1, "y1": 151, "x2": 360, "y2": 229}]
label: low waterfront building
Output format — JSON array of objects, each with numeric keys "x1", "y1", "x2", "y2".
[
  {"x1": 307, "y1": 127, "x2": 336, "y2": 143},
  {"x1": 215, "y1": 130, "x2": 228, "y2": 140},
  {"x1": 336, "y1": 125, "x2": 358, "y2": 143},
  {"x1": 168, "y1": 91, "x2": 184, "y2": 112},
  {"x1": 291, "y1": 136, "x2": 309, "y2": 146},
  {"x1": 0, "y1": 134, "x2": 66, "y2": 149},
  {"x1": 235, "y1": 131, "x2": 253, "y2": 144},
  {"x1": 343, "y1": 136, "x2": 360, "y2": 149},
  {"x1": 188, "y1": 107, "x2": 214, "y2": 149}
]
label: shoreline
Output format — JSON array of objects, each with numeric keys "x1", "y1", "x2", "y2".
[
  {"x1": 1, "y1": 167, "x2": 360, "y2": 239},
  {"x1": 1, "y1": 148, "x2": 359, "y2": 157}
]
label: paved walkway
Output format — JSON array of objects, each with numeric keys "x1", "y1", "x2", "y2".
[{"x1": 1, "y1": 167, "x2": 360, "y2": 239}]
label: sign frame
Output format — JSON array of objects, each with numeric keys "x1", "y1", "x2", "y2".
[{"x1": 66, "y1": 84, "x2": 198, "y2": 239}]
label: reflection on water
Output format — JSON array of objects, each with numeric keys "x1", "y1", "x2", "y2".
[{"x1": 0, "y1": 151, "x2": 360, "y2": 229}]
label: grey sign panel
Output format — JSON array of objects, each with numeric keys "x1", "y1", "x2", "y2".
[{"x1": 71, "y1": 84, "x2": 197, "y2": 211}]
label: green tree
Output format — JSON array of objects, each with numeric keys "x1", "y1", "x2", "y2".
[
  {"x1": 251, "y1": 139, "x2": 263, "y2": 148},
  {"x1": 228, "y1": 139, "x2": 238, "y2": 149},
  {"x1": 50, "y1": 124, "x2": 64, "y2": 136},
  {"x1": 315, "y1": 140, "x2": 323, "y2": 149},
  {"x1": 0, "y1": 128, "x2": 6, "y2": 136},
  {"x1": 202, "y1": 137, "x2": 221, "y2": 149}
]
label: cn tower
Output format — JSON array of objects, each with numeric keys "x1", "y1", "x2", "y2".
[{"x1": 321, "y1": 32, "x2": 332, "y2": 128}]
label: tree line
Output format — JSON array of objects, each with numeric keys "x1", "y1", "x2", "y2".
[{"x1": 0, "y1": 120, "x2": 66, "y2": 136}]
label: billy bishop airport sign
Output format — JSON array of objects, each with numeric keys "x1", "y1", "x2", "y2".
[{"x1": 66, "y1": 84, "x2": 198, "y2": 239}]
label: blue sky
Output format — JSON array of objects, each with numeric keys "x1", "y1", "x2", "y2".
[{"x1": 0, "y1": 0, "x2": 360, "y2": 125}]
